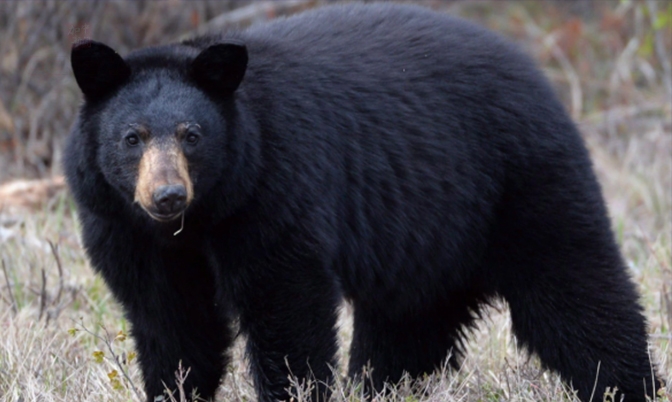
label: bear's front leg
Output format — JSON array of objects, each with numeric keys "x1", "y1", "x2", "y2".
[
  {"x1": 80, "y1": 215, "x2": 233, "y2": 402},
  {"x1": 231, "y1": 246, "x2": 341, "y2": 402},
  {"x1": 129, "y1": 263, "x2": 233, "y2": 402}
]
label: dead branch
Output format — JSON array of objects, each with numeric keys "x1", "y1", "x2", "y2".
[
  {"x1": 38, "y1": 267, "x2": 46, "y2": 321},
  {"x1": 48, "y1": 240, "x2": 64, "y2": 306},
  {"x1": 1, "y1": 258, "x2": 17, "y2": 315},
  {"x1": 645, "y1": 0, "x2": 672, "y2": 100}
]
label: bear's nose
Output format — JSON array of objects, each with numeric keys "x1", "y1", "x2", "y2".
[{"x1": 152, "y1": 185, "x2": 187, "y2": 215}]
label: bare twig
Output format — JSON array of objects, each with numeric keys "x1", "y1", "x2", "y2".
[
  {"x1": 161, "y1": 362, "x2": 194, "y2": 402},
  {"x1": 608, "y1": 36, "x2": 640, "y2": 108},
  {"x1": 47, "y1": 240, "x2": 64, "y2": 305},
  {"x1": 649, "y1": 333, "x2": 672, "y2": 340},
  {"x1": 173, "y1": 212, "x2": 185, "y2": 236},
  {"x1": 522, "y1": 14, "x2": 583, "y2": 120},
  {"x1": 588, "y1": 360, "x2": 601, "y2": 402},
  {"x1": 1, "y1": 258, "x2": 17, "y2": 315},
  {"x1": 544, "y1": 33, "x2": 583, "y2": 120},
  {"x1": 646, "y1": 0, "x2": 672, "y2": 100},
  {"x1": 175, "y1": 363, "x2": 191, "y2": 402},
  {"x1": 38, "y1": 268, "x2": 47, "y2": 321},
  {"x1": 12, "y1": 46, "x2": 52, "y2": 174},
  {"x1": 581, "y1": 102, "x2": 663, "y2": 128}
]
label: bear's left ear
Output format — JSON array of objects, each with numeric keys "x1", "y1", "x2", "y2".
[{"x1": 190, "y1": 43, "x2": 248, "y2": 94}]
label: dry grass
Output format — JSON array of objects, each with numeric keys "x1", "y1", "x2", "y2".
[{"x1": 1, "y1": 1, "x2": 671, "y2": 401}]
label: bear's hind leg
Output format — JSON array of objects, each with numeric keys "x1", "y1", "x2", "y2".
[
  {"x1": 501, "y1": 255, "x2": 657, "y2": 401},
  {"x1": 491, "y1": 193, "x2": 658, "y2": 401},
  {"x1": 348, "y1": 292, "x2": 485, "y2": 393}
]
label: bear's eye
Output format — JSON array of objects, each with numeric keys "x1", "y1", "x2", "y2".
[
  {"x1": 125, "y1": 133, "x2": 140, "y2": 147},
  {"x1": 185, "y1": 132, "x2": 200, "y2": 145}
]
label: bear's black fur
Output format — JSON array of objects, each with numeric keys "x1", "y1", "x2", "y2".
[{"x1": 65, "y1": 3, "x2": 659, "y2": 401}]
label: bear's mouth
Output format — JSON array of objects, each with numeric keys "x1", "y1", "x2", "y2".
[{"x1": 145, "y1": 209, "x2": 184, "y2": 223}]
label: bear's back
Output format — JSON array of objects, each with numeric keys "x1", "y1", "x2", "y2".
[
  {"x1": 244, "y1": 3, "x2": 502, "y2": 56},
  {"x1": 240, "y1": 3, "x2": 527, "y2": 81},
  {"x1": 232, "y1": 3, "x2": 562, "y2": 159}
]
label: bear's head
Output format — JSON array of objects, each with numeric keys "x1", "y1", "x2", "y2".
[{"x1": 70, "y1": 39, "x2": 249, "y2": 223}]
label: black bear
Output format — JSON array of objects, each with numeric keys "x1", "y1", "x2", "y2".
[{"x1": 65, "y1": 3, "x2": 659, "y2": 402}]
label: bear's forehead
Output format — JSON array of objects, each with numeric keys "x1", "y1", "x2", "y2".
[
  {"x1": 125, "y1": 44, "x2": 198, "y2": 73},
  {"x1": 128, "y1": 72, "x2": 191, "y2": 99},
  {"x1": 103, "y1": 77, "x2": 217, "y2": 133}
]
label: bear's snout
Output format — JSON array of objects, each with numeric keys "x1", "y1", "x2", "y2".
[
  {"x1": 133, "y1": 138, "x2": 194, "y2": 221},
  {"x1": 152, "y1": 184, "x2": 187, "y2": 218}
]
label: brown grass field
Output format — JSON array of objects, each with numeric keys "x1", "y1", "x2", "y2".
[{"x1": 0, "y1": 1, "x2": 670, "y2": 401}]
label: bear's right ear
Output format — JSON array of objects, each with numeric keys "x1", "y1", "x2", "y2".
[
  {"x1": 71, "y1": 40, "x2": 131, "y2": 101},
  {"x1": 190, "y1": 43, "x2": 248, "y2": 94}
]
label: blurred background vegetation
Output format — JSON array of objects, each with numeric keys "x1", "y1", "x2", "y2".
[
  {"x1": 0, "y1": 1, "x2": 670, "y2": 401},
  {"x1": 0, "y1": 0, "x2": 669, "y2": 183}
]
